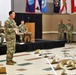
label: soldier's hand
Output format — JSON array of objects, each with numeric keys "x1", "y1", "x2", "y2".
[
  {"x1": 16, "y1": 31, "x2": 20, "y2": 35},
  {"x1": 64, "y1": 31, "x2": 66, "y2": 33},
  {"x1": 24, "y1": 31, "x2": 28, "y2": 34},
  {"x1": 14, "y1": 28, "x2": 20, "y2": 35},
  {"x1": 14, "y1": 28, "x2": 18, "y2": 31}
]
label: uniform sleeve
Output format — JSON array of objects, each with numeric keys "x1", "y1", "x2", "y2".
[
  {"x1": 72, "y1": 24, "x2": 73, "y2": 31},
  {"x1": 13, "y1": 20, "x2": 18, "y2": 28},
  {"x1": 64, "y1": 24, "x2": 66, "y2": 31},
  {"x1": 25, "y1": 26, "x2": 28, "y2": 32},
  {"x1": 18, "y1": 25, "x2": 21, "y2": 29},
  {"x1": 4, "y1": 20, "x2": 14, "y2": 34},
  {"x1": 58, "y1": 24, "x2": 60, "y2": 32},
  {"x1": 65, "y1": 24, "x2": 67, "y2": 31},
  {"x1": 18, "y1": 25, "x2": 22, "y2": 32}
]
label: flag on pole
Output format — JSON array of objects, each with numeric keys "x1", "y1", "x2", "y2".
[
  {"x1": 66, "y1": 0, "x2": 76, "y2": 13},
  {"x1": 35, "y1": 0, "x2": 48, "y2": 13},
  {"x1": 35, "y1": 0, "x2": 41, "y2": 13},
  {"x1": 66, "y1": 0, "x2": 71, "y2": 13},
  {"x1": 26, "y1": 0, "x2": 35, "y2": 12},
  {"x1": 26, "y1": 0, "x2": 48, "y2": 13},
  {"x1": 41, "y1": 0, "x2": 48, "y2": 12},
  {"x1": 53, "y1": 0, "x2": 60, "y2": 13},
  {"x1": 38, "y1": 0, "x2": 42, "y2": 11},
  {"x1": 73, "y1": 0, "x2": 76, "y2": 12},
  {"x1": 60, "y1": 0, "x2": 67, "y2": 14}
]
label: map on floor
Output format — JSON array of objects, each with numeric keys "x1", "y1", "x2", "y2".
[
  {"x1": 43, "y1": 67, "x2": 52, "y2": 71},
  {"x1": 18, "y1": 63, "x2": 32, "y2": 66},
  {"x1": 0, "y1": 60, "x2": 6, "y2": 62},
  {"x1": 17, "y1": 68, "x2": 27, "y2": 71}
]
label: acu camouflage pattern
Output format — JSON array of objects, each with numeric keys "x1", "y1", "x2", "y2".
[
  {"x1": 58, "y1": 23, "x2": 65, "y2": 40},
  {"x1": 65, "y1": 24, "x2": 73, "y2": 43},
  {"x1": 19, "y1": 24, "x2": 28, "y2": 33},
  {"x1": 0, "y1": 26, "x2": 4, "y2": 43},
  {"x1": 0, "y1": 26, "x2": 3, "y2": 33},
  {"x1": 4, "y1": 18, "x2": 17, "y2": 62},
  {"x1": 19, "y1": 24, "x2": 28, "y2": 42}
]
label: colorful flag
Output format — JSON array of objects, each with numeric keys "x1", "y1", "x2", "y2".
[
  {"x1": 35, "y1": 0, "x2": 41, "y2": 13},
  {"x1": 41, "y1": 0, "x2": 48, "y2": 12},
  {"x1": 66, "y1": 0, "x2": 76, "y2": 13},
  {"x1": 66, "y1": 0, "x2": 71, "y2": 13},
  {"x1": 26, "y1": 0, "x2": 35, "y2": 12},
  {"x1": 38, "y1": 0, "x2": 42, "y2": 11},
  {"x1": 26, "y1": 0, "x2": 48, "y2": 13},
  {"x1": 53, "y1": 0, "x2": 60, "y2": 13},
  {"x1": 73, "y1": 0, "x2": 76, "y2": 12},
  {"x1": 60, "y1": 0, "x2": 67, "y2": 13}
]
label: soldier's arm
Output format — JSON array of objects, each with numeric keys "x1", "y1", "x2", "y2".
[
  {"x1": 13, "y1": 20, "x2": 18, "y2": 28},
  {"x1": 63, "y1": 24, "x2": 65, "y2": 33},
  {"x1": 65, "y1": 25, "x2": 67, "y2": 31},
  {"x1": 18, "y1": 25, "x2": 21, "y2": 30},
  {"x1": 25, "y1": 26, "x2": 28, "y2": 32},
  {"x1": 72, "y1": 24, "x2": 73, "y2": 31},
  {"x1": 58, "y1": 24, "x2": 60, "y2": 32},
  {"x1": 19, "y1": 25, "x2": 23, "y2": 33},
  {"x1": 13, "y1": 20, "x2": 20, "y2": 35},
  {"x1": 4, "y1": 21, "x2": 15, "y2": 34}
]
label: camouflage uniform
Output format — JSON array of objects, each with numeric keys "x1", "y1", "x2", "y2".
[
  {"x1": 65, "y1": 24, "x2": 73, "y2": 43},
  {"x1": 19, "y1": 24, "x2": 28, "y2": 42},
  {"x1": 58, "y1": 23, "x2": 65, "y2": 40},
  {"x1": 0, "y1": 26, "x2": 4, "y2": 43},
  {"x1": 4, "y1": 18, "x2": 17, "y2": 62}
]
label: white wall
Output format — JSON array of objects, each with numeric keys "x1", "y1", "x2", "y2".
[{"x1": 0, "y1": 0, "x2": 11, "y2": 25}]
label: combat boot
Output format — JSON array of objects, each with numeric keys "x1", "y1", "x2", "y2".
[
  {"x1": 11, "y1": 60, "x2": 17, "y2": 64},
  {"x1": 6, "y1": 61, "x2": 14, "y2": 65}
]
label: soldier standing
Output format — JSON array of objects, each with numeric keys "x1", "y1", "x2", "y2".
[
  {"x1": 58, "y1": 20, "x2": 65, "y2": 40},
  {"x1": 4, "y1": 11, "x2": 19, "y2": 65},
  {"x1": 65, "y1": 20, "x2": 73, "y2": 43}
]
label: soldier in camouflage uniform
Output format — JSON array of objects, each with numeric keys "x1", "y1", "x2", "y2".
[
  {"x1": 58, "y1": 20, "x2": 65, "y2": 40},
  {"x1": 0, "y1": 21, "x2": 4, "y2": 44},
  {"x1": 4, "y1": 11, "x2": 19, "y2": 65},
  {"x1": 65, "y1": 20, "x2": 73, "y2": 43},
  {"x1": 19, "y1": 20, "x2": 28, "y2": 42}
]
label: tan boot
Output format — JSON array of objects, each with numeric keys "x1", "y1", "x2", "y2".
[
  {"x1": 11, "y1": 60, "x2": 17, "y2": 64},
  {"x1": 6, "y1": 61, "x2": 14, "y2": 65}
]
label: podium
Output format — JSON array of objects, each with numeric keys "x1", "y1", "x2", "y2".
[{"x1": 26, "y1": 23, "x2": 35, "y2": 40}]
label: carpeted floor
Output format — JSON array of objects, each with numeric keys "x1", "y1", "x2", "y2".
[{"x1": 0, "y1": 43, "x2": 76, "y2": 75}]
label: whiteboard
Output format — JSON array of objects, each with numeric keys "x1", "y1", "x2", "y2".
[{"x1": 0, "y1": 0, "x2": 11, "y2": 26}]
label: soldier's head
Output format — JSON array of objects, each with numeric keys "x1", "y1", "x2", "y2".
[
  {"x1": 68, "y1": 20, "x2": 71, "y2": 24},
  {"x1": 9, "y1": 10, "x2": 15, "y2": 19},
  {"x1": 21, "y1": 20, "x2": 25, "y2": 25},
  {"x1": 60, "y1": 19, "x2": 63, "y2": 24},
  {"x1": 55, "y1": 0, "x2": 58, "y2": 2},
  {"x1": 0, "y1": 21, "x2": 2, "y2": 26}
]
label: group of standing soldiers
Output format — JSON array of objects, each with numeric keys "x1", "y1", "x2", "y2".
[{"x1": 58, "y1": 20, "x2": 73, "y2": 43}]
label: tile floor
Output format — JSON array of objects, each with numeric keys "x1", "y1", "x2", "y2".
[{"x1": 0, "y1": 43, "x2": 76, "y2": 75}]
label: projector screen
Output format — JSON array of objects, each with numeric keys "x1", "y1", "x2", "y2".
[{"x1": 0, "y1": 0, "x2": 11, "y2": 26}]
